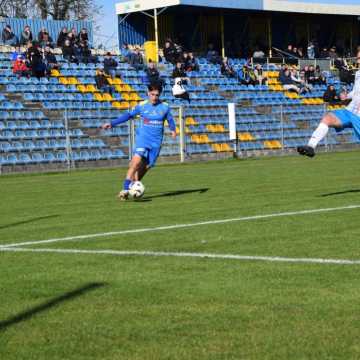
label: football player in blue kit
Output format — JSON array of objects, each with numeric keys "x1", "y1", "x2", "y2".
[{"x1": 102, "y1": 83, "x2": 177, "y2": 200}]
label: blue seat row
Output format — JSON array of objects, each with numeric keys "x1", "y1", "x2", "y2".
[
  {"x1": 0, "y1": 128, "x2": 84, "y2": 139},
  {"x1": 0, "y1": 120, "x2": 63, "y2": 130}
]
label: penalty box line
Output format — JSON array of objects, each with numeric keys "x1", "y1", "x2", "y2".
[
  {"x1": 1, "y1": 247, "x2": 360, "y2": 265},
  {"x1": 1, "y1": 204, "x2": 360, "y2": 249}
]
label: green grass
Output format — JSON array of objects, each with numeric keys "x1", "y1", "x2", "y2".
[{"x1": 1, "y1": 151, "x2": 360, "y2": 359}]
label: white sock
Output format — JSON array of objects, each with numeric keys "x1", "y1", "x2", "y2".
[{"x1": 308, "y1": 123, "x2": 329, "y2": 149}]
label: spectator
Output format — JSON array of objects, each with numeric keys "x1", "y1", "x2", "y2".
[
  {"x1": 26, "y1": 41, "x2": 46, "y2": 78},
  {"x1": 66, "y1": 31, "x2": 77, "y2": 46},
  {"x1": 239, "y1": 64, "x2": 257, "y2": 85},
  {"x1": 279, "y1": 69, "x2": 302, "y2": 93},
  {"x1": 319, "y1": 48, "x2": 329, "y2": 58},
  {"x1": 291, "y1": 69, "x2": 311, "y2": 93},
  {"x1": 78, "y1": 40, "x2": 97, "y2": 64},
  {"x1": 329, "y1": 47, "x2": 338, "y2": 60},
  {"x1": 38, "y1": 28, "x2": 48, "y2": 43},
  {"x1": 221, "y1": 57, "x2": 236, "y2": 77},
  {"x1": 2, "y1": 25, "x2": 17, "y2": 46},
  {"x1": 314, "y1": 65, "x2": 326, "y2": 85},
  {"x1": 172, "y1": 77, "x2": 190, "y2": 103},
  {"x1": 120, "y1": 43, "x2": 131, "y2": 62},
  {"x1": 253, "y1": 64, "x2": 267, "y2": 85},
  {"x1": 185, "y1": 52, "x2": 199, "y2": 72},
  {"x1": 44, "y1": 46, "x2": 60, "y2": 75},
  {"x1": 323, "y1": 85, "x2": 340, "y2": 104},
  {"x1": 253, "y1": 46, "x2": 265, "y2": 59},
  {"x1": 297, "y1": 47, "x2": 304, "y2": 58},
  {"x1": 39, "y1": 31, "x2": 54, "y2": 48},
  {"x1": 145, "y1": 61, "x2": 164, "y2": 87},
  {"x1": 163, "y1": 40, "x2": 177, "y2": 64},
  {"x1": 10, "y1": 46, "x2": 25, "y2": 62},
  {"x1": 103, "y1": 52, "x2": 119, "y2": 78},
  {"x1": 129, "y1": 47, "x2": 144, "y2": 71},
  {"x1": 57, "y1": 27, "x2": 68, "y2": 47},
  {"x1": 62, "y1": 39, "x2": 79, "y2": 64},
  {"x1": 172, "y1": 62, "x2": 190, "y2": 84},
  {"x1": 20, "y1": 25, "x2": 33, "y2": 46},
  {"x1": 12, "y1": 55, "x2": 31, "y2": 78},
  {"x1": 206, "y1": 43, "x2": 221, "y2": 64},
  {"x1": 77, "y1": 28, "x2": 89, "y2": 44},
  {"x1": 95, "y1": 69, "x2": 114, "y2": 95},
  {"x1": 307, "y1": 41, "x2": 315, "y2": 59}
]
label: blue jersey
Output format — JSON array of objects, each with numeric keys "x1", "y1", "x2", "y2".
[{"x1": 111, "y1": 100, "x2": 176, "y2": 148}]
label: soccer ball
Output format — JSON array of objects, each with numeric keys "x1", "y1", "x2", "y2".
[{"x1": 129, "y1": 181, "x2": 145, "y2": 199}]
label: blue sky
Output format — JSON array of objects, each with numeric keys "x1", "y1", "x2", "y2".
[{"x1": 93, "y1": 0, "x2": 118, "y2": 49}]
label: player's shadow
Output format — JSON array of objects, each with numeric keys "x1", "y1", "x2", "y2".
[
  {"x1": 141, "y1": 188, "x2": 209, "y2": 201},
  {"x1": 0, "y1": 282, "x2": 106, "y2": 332},
  {"x1": 320, "y1": 189, "x2": 360, "y2": 197},
  {"x1": 0, "y1": 215, "x2": 59, "y2": 231}
]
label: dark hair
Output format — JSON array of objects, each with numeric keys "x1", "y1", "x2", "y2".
[{"x1": 148, "y1": 83, "x2": 163, "y2": 93}]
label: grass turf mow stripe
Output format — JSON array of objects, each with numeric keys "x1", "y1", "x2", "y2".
[
  {"x1": 1, "y1": 204, "x2": 360, "y2": 249},
  {"x1": 1, "y1": 247, "x2": 360, "y2": 265}
]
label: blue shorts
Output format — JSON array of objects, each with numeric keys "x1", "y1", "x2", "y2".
[
  {"x1": 331, "y1": 109, "x2": 360, "y2": 140},
  {"x1": 134, "y1": 146, "x2": 161, "y2": 168}
]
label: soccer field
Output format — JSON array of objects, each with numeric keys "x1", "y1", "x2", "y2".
[{"x1": 1, "y1": 151, "x2": 360, "y2": 359}]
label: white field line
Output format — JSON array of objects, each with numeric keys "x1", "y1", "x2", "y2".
[
  {"x1": 1, "y1": 204, "x2": 360, "y2": 249},
  {"x1": 1, "y1": 247, "x2": 360, "y2": 265}
]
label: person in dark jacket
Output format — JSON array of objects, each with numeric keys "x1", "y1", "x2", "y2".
[
  {"x1": 44, "y1": 46, "x2": 60, "y2": 75},
  {"x1": 145, "y1": 61, "x2": 164, "y2": 87},
  {"x1": 323, "y1": 85, "x2": 340, "y2": 104},
  {"x1": 95, "y1": 69, "x2": 114, "y2": 95},
  {"x1": 57, "y1": 27, "x2": 68, "y2": 47},
  {"x1": 20, "y1": 25, "x2": 33, "y2": 46},
  {"x1": 103, "y1": 52, "x2": 119, "y2": 78},
  {"x1": 129, "y1": 48, "x2": 144, "y2": 71},
  {"x1": 26, "y1": 41, "x2": 46, "y2": 78},
  {"x1": 62, "y1": 39, "x2": 79, "y2": 64},
  {"x1": 163, "y1": 40, "x2": 177, "y2": 64},
  {"x1": 221, "y1": 57, "x2": 236, "y2": 77},
  {"x1": 2, "y1": 25, "x2": 17, "y2": 46},
  {"x1": 77, "y1": 28, "x2": 89, "y2": 44}
]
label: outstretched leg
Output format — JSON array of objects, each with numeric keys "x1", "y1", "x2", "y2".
[{"x1": 297, "y1": 113, "x2": 342, "y2": 157}]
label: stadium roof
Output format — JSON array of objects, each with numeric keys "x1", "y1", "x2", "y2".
[{"x1": 116, "y1": 0, "x2": 360, "y2": 16}]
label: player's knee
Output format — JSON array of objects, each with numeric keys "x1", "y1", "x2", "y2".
[{"x1": 321, "y1": 114, "x2": 337, "y2": 126}]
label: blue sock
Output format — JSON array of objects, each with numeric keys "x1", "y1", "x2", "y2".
[{"x1": 123, "y1": 179, "x2": 132, "y2": 191}]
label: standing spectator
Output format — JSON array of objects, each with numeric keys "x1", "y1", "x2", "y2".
[
  {"x1": 12, "y1": 55, "x2": 31, "y2": 78},
  {"x1": 95, "y1": 69, "x2": 114, "y2": 95},
  {"x1": 145, "y1": 61, "x2": 164, "y2": 87},
  {"x1": 103, "y1": 52, "x2": 119, "y2": 78},
  {"x1": 2, "y1": 25, "x2": 17, "y2": 46},
  {"x1": 26, "y1": 41, "x2": 46, "y2": 78},
  {"x1": 20, "y1": 25, "x2": 33, "y2": 46},
  {"x1": 129, "y1": 48, "x2": 144, "y2": 71},
  {"x1": 323, "y1": 85, "x2": 340, "y2": 104},
  {"x1": 254, "y1": 64, "x2": 267, "y2": 85},
  {"x1": 57, "y1": 27, "x2": 68, "y2": 48},
  {"x1": 329, "y1": 47, "x2": 338, "y2": 60},
  {"x1": 307, "y1": 41, "x2": 315, "y2": 59},
  {"x1": 206, "y1": 43, "x2": 221, "y2": 64},
  {"x1": 172, "y1": 62, "x2": 190, "y2": 84},
  {"x1": 297, "y1": 47, "x2": 304, "y2": 58},
  {"x1": 185, "y1": 52, "x2": 199, "y2": 72},
  {"x1": 163, "y1": 40, "x2": 177, "y2": 64},
  {"x1": 62, "y1": 39, "x2": 79, "y2": 64},
  {"x1": 221, "y1": 57, "x2": 236, "y2": 77}
]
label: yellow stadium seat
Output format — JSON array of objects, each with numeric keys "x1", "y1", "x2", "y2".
[
  {"x1": 68, "y1": 77, "x2": 78, "y2": 85},
  {"x1": 86, "y1": 85, "x2": 97, "y2": 92},
  {"x1": 77, "y1": 85, "x2": 87, "y2": 93},
  {"x1": 59, "y1": 77, "x2": 68, "y2": 85},
  {"x1": 51, "y1": 69, "x2": 60, "y2": 77},
  {"x1": 94, "y1": 93, "x2": 104, "y2": 101},
  {"x1": 102, "y1": 93, "x2": 113, "y2": 101}
]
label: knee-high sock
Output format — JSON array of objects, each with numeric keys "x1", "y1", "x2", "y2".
[{"x1": 308, "y1": 123, "x2": 329, "y2": 149}]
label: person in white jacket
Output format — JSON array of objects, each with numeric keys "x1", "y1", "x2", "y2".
[{"x1": 298, "y1": 66, "x2": 360, "y2": 157}]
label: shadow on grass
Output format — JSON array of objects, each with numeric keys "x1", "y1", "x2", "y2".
[
  {"x1": 0, "y1": 282, "x2": 106, "y2": 332},
  {"x1": 0, "y1": 215, "x2": 59, "y2": 231},
  {"x1": 139, "y1": 188, "x2": 210, "y2": 202},
  {"x1": 320, "y1": 189, "x2": 360, "y2": 197}
]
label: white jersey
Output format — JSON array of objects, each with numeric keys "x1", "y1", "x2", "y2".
[{"x1": 346, "y1": 70, "x2": 360, "y2": 116}]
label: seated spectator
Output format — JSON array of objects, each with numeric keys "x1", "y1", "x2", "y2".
[
  {"x1": 120, "y1": 43, "x2": 131, "y2": 62},
  {"x1": 77, "y1": 28, "x2": 89, "y2": 44},
  {"x1": 172, "y1": 62, "x2": 190, "y2": 84},
  {"x1": 319, "y1": 48, "x2": 329, "y2": 59},
  {"x1": 57, "y1": 27, "x2": 68, "y2": 48},
  {"x1": 206, "y1": 43, "x2": 221, "y2": 65},
  {"x1": 12, "y1": 55, "x2": 31, "y2": 78},
  {"x1": 20, "y1": 25, "x2": 33, "y2": 46},
  {"x1": 78, "y1": 40, "x2": 97, "y2": 64},
  {"x1": 238, "y1": 64, "x2": 257, "y2": 85},
  {"x1": 2, "y1": 25, "x2": 17, "y2": 46},
  {"x1": 26, "y1": 41, "x2": 46, "y2": 78},
  {"x1": 62, "y1": 39, "x2": 79, "y2": 64},
  {"x1": 44, "y1": 46, "x2": 60, "y2": 75},
  {"x1": 221, "y1": 57, "x2": 236, "y2": 77},
  {"x1": 297, "y1": 47, "x2": 304, "y2": 58},
  {"x1": 323, "y1": 85, "x2": 340, "y2": 104},
  {"x1": 38, "y1": 28, "x2": 48, "y2": 43},
  {"x1": 329, "y1": 46, "x2": 338, "y2": 59},
  {"x1": 39, "y1": 31, "x2": 54, "y2": 48},
  {"x1": 163, "y1": 40, "x2": 177, "y2": 64},
  {"x1": 129, "y1": 48, "x2": 144, "y2": 71},
  {"x1": 103, "y1": 52, "x2": 120, "y2": 78},
  {"x1": 145, "y1": 61, "x2": 164, "y2": 87},
  {"x1": 314, "y1": 65, "x2": 326, "y2": 84},
  {"x1": 172, "y1": 77, "x2": 190, "y2": 103},
  {"x1": 66, "y1": 31, "x2": 77, "y2": 46},
  {"x1": 95, "y1": 69, "x2": 114, "y2": 95},
  {"x1": 279, "y1": 69, "x2": 302, "y2": 93},
  {"x1": 253, "y1": 64, "x2": 267, "y2": 85},
  {"x1": 253, "y1": 46, "x2": 265, "y2": 59},
  {"x1": 185, "y1": 52, "x2": 199, "y2": 72}
]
